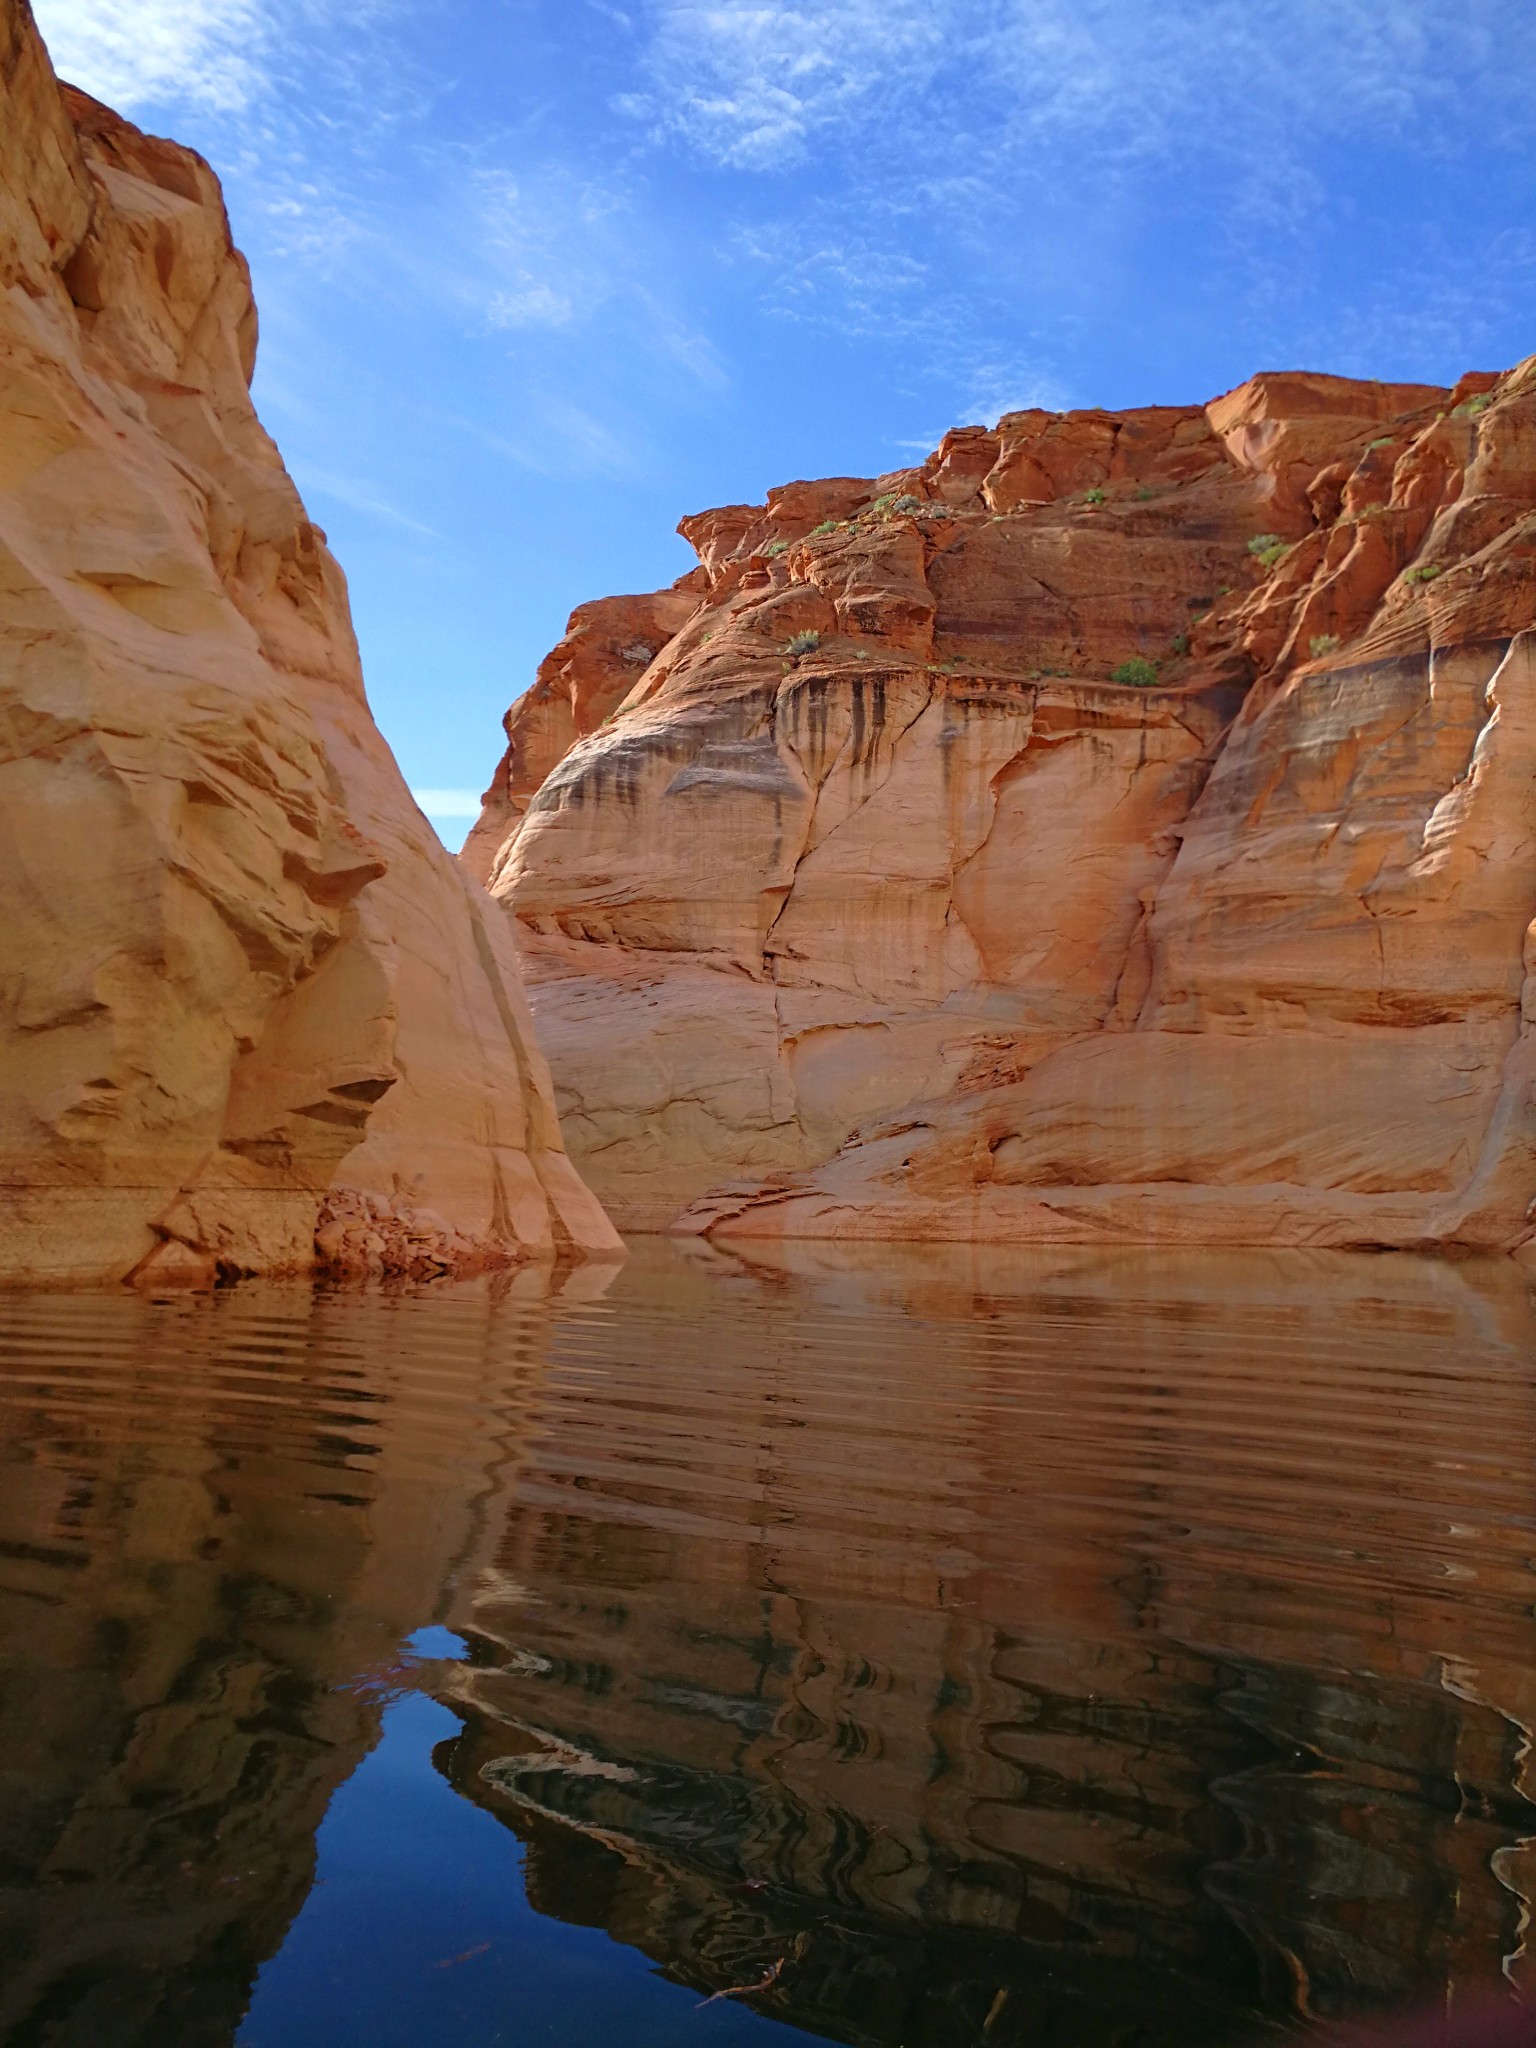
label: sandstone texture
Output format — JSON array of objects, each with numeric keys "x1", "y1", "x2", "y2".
[
  {"x1": 0, "y1": 0, "x2": 619, "y2": 1283},
  {"x1": 473, "y1": 360, "x2": 1536, "y2": 1253}
]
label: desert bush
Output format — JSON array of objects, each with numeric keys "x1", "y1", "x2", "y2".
[
  {"x1": 783, "y1": 629, "x2": 822, "y2": 658},
  {"x1": 1309, "y1": 632, "x2": 1341, "y2": 658},
  {"x1": 1247, "y1": 533, "x2": 1289, "y2": 569},
  {"x1": 1111, "y1": 657, "x2": 1160, "y2": 688},
  {"x1": 810, "y1": 519, "x2": 839, "y2": 536},
  {"x1": 1453, "y1": 393, "x2": 1493, "y2": 418},
  {"x1": 1405, "y1": 563, "x2": 1443, "y2": 584},
  {"x1": 1084, "y1": 487, "x2": 1107, "y2": 505},
  {"x1": 764, "y1": 538, "x2": 789, "y2": 558}
]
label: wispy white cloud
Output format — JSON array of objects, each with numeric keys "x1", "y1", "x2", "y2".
[
  {"x1": 247, "y1": 187, "x2": 370, "y2": 273},
  {"x1": 623, "y1": 1, "x2": 946, "y2": 168},
  {"x1": 734, "y1": 224, "x2": 929, "y2": 327},
  {"x1": 629, "y1": 0, "x2": 1533, "y2": 176},
  {"x1": 464, "y1": 166, "x2": 629, "y2": 338},
  {"x1": 31, "y1": 0, "x2": 264, "y2": 110},
  {"x1": 386, "y1": 163, "x2": 728, "y2": 446},
  {"x1": 730, "y1": 216, "x2": 1066, "y2": 424},
  {"x1": 1290, "y1": 226, "x2": 1536, "y2": 381},
  {"x1": 301, "y1": 469, "x2": 437, "y2": 536},
  {"x1": 411, "y1": 788, "x2": 484, "y2": 817},
  {"x1": 957, "y1": 365, "x2": 1074, "y2": 427},
  {"x1": 477, "y1": 393, "x2": 640, "y2": 479},
  {"x1": 487, "y1": 282, "x2": 576, "y2": 330},
  {"x1": 33, "y1": 0, "x2": 426, "y2": 136},
  {"x1": 622, "y1": 0, "x2": 1536, "y2": 412}
]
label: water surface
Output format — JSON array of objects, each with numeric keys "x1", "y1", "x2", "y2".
[{"x1": 1, "y1": 1241, "x2": 1532, "y2": 2046}]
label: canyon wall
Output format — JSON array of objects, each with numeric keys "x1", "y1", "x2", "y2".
[
  {"x1": 0, "y1": 0, "x2": 619, "y2": 1283},
  {"x1": 472, "y1": 361, "x2": 1536, "y2": 1253}
]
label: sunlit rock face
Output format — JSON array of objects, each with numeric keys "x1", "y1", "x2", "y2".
[
  {"x1": 460, "y1": 583, "x2": 707, "y2": 887},
  {"x1": 473, "y1": 364, "x2": 1536, "y2": 1250},
  {"x1": 0, "y1": 0, "x2": 619, "y2": 1282}
]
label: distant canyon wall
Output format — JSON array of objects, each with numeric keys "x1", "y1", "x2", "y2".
[
  {"x1": 0, "y1": 0, "x2": 619, "y2": 1282},
  {"x1": 470, "y1": 362, "x2": 1536, "y2": 1254}
]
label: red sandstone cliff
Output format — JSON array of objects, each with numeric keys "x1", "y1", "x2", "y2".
[
  {"x1": 0, "y1": 0, "x2": 620, "y2": 1282},
  {"x1": 471, "y1": 363, "x2": 1536, "y2": 1255}
]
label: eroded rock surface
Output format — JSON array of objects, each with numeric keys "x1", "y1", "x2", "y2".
[
  {"x1": 0, "y1": 0, "x2": 619, "y2": 1282},
  {"x1": 473, "y1": 363, "x2": 1536, "y2": 1253}
]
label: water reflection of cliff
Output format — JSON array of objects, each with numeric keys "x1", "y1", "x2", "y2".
[
  {"x1": 0, "y1": 1248, "x2": 1531, "y2": 2048},
  {"x1": 436, "y1": 1244, "x2": 1536, "y2": 2047},
  {"x1": 0, "y1": 1272, "x2": 589, "y2": 2047}
]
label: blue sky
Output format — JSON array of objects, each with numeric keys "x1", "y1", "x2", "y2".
[{"x1": 32, "y1": 0, "x2": 1536, "y2": 845}]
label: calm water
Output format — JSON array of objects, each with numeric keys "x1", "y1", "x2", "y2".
[{"x1": 0, "y1": 1241, "x2": 1532, "y2": 2048}]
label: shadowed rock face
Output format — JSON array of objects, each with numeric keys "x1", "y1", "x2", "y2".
[
  {"x1": 471, "y1": 368, "x2": 1536, "y2": 1251},
  {"x1": 0, "y1": 0, "x2": 619, "y2": 1283}
]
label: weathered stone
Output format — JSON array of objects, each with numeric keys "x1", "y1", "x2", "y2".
[
  {"x1": 473, "y1": 360, "x2": 1536, "y2": 1255},
  {"x1": 0, "y1": 1, "x2": 620, "y2": 1282}
]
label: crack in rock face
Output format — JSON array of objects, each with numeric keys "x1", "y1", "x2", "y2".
[{"x1": 472, "y1": 365, "x2": 1536, "y2": 1254}]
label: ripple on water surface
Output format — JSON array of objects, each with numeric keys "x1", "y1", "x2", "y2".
[{"x1": 0, "y1": 1241, "x2": 1532, "y2": 2048}]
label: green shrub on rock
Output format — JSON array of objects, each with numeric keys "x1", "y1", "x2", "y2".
[
  {"x1": 1247, "y1": 533, "x2": 1289, "y2": 569},
  {"x1": 1111, "y1": 657, "x2": 1160, "y2": 688}
]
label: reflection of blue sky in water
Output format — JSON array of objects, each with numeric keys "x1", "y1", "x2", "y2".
[
  {"x1": 402, "y1": 1625, "x2": 470, "y2": 1664},
  {"x1": 240, "y1": 1689, "x2": 811, "y2": 2048}
]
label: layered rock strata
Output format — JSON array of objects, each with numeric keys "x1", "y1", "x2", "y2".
[
  {"x1": 474, "y1": 363, "x2": 1536, "y2": 1253},
  {"x1": 0, "y1": 0, "x2": 619, "y2": 1282}
]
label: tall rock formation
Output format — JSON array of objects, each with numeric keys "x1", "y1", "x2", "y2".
[
  {"x1": 0, "y1": 0, "x2": 619, "y2": 1282},
  {"x1": 472, "y1": 365, "x2": 1536, "y2": 1253}
]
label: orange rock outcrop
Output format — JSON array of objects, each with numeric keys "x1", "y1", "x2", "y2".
[
  {"x1": 0, "y1": 0, "x2": 619, "y2": 1283},
  {"x1": 472, "y1": 363, "x2": 1536, "y2": 1254},
  {"x1": 461, "y1": 582, "x2": 705, "y2": 885}
]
